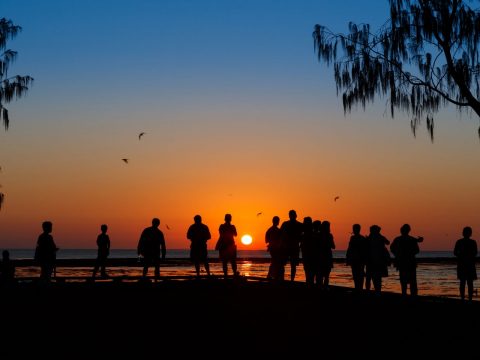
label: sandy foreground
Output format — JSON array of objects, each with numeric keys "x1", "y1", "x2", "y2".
[{"x1": 1, "y1": 278, "x2": 478, "y2": 358}]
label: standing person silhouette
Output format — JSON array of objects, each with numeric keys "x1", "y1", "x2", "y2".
[
  {"x1": 300, "y1": 217, "x2": 319, "y2": 286},
  {"x1": 390, "y1": 224, "x2": 423, "y2": 296},
  {"x1": 137, "y1": 218, "x2": 166, "y2": 281},
  {"x1": 34, "y1": 221, "x2": 58, "y2": 282},
  {"x1": 280, "y1": 210, "x2": 303, "y2": 281},
  {"x1": 454, "y1": 226, "x2": 478, "y2": 301},
  {"x1": 0, "y1": 250, "x2": 15, "y2": 284},
  {"x1": 346, "y1": 224, "x2": 368, "y2": 291},
  {"x1": 187, "y1": 215, "x2": 211, "y2": 277},
  {"x1": 215, "y1": 214, "x2": 238, "y2": 278},
  {"x1": 365, "y1": 225, "x2": 390, "y2": 294},
  {"x1": 265, "y1": 216, "x2": 285, "y2": 281},
  {"x1": 318, "y1": 220, "x2": 335, "y2": 290},
  {"x1": 92, "y1": 224, "x2": 111, "y2": 278}
]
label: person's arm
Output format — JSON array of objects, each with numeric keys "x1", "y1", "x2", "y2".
[
  {"x1": 51, "y1": 236, "x2": 59, "y2": 252},
  {"x1": 137, "y1": 231, "x2": 144, "y2": 256},
  {"x1": 383, "y1": 236, "x2": 390, "y2": 245},
  {"x1": 345, "y1": 238, "x2": 352, "y2": 264},
  {"x1": 453, "y1": 241, "x2": 460, "y2": 258},
  {"x1": 390, "y1": 239, "x2": 397, "y2": 256},
  {"x1": 107, "y1": 235, "x2": 110, "y2": 250},
  {"x1": 413, "y1": 238, "x2": 420, "y2": 255},
  {"x1": 161, "y1": 233, "x2": 166, "y2": 259}
]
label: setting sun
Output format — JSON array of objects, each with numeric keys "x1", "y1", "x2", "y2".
[{"x1": 241, "y1": 234, "x2": 253, "y2": 246}]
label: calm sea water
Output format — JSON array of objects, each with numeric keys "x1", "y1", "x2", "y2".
[{"x1": 4, "y1": 249, "x2": 470, "y2": 300}]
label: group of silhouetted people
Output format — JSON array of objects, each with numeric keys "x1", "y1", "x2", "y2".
[
  {"x1": 265, "y1": 210, "x2": 335, "y2": 289},
  {"x1": 262, "y1": 211, "x2": 478, "y2": 300},
  {"x1": 346, "y1": 223, "x2": 422, "y2": 295},
  {"x1": 0, "y1": 216, "x2": 477, "y2": 301}
]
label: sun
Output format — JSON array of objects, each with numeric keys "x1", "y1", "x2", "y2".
[{"x1": 241, "y1": 234, "x2": 253, "y2": 246}]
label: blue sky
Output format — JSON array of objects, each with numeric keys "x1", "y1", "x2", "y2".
[{"x1": 1, "y1": 1, "x2": 479, "y2": 249}]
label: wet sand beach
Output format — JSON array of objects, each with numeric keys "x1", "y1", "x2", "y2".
[{"x1": 1, "y1": 278, "x2": 479, "y2": 358}]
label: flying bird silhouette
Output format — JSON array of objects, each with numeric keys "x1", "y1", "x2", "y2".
[
  {"x1": 166, "y1": 224, "x2": 170, "y2": 230},
  {"x1": 334, "y1": 196, "x2": 340, "y2": 202},
  {"x1": 256, "y1": 212, "x2": 263, "y2": 217},
  {"x1": 138, "y1": 132, "x2": 146, "y2": 140},
  {"x1": 122, "y1": 158, "x2": 129, "y2": 164}
]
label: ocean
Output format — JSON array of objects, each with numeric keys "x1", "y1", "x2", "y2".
[{"x1": 4, "y1": 249, "x2": 470, "y2": 300}]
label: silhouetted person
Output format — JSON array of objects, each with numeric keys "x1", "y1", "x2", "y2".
[
  {"x1": 266, "y1": 216, "x2": 285, "y2": 281},
  {"x1": 35, "y1": 221, "x2": 58, "y2": 282},
  {"x1": 215, "y1": 214, "x2": 238, "y2": 278},
  {"x1": 390, "y1": 224, "x2": 422, "y2": 296},
  {"x1": 0, "y1": 250, "x2": 15, "y2": 284},
  {"x1": 92, "y1": 224, "x2": 110, "y2": 278},
  {"x1": 318, "y1": 220, "x2": 335, "y2": 290},
  {"x1": 454, "y1": 226, "x2": 478, "y2": 301},
  {"x1": 187, "y1": 215, "x2": 211, "y2": 277},
  {"x1": 137, "y1": 218, "x2": 166, "y2": 280},
  {"x1": 365, "y1": 225, "x2": 390, "y2": 294},
  {"x1": 300, "y1": 217, "x2": 316, "y2": 285},
  {"x1": 280, "y1": 210, "x2": 303, "y2": 281},
  {"x1": 346, "y1": 224, "x2": 368, "y2": 291}
]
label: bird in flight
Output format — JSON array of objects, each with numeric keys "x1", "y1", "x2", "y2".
[
  {"x1": 122, "y1": 158, "x2": 129, "y2": 164},
  {"x1": 334, "y1": 196, "x2": 340, "y2": 202},
  {"x1": 166, "y1": 224, "x2": 170, "y2": 230},
  {"x1": 138, "y1": 132, "x2": 146, "y2": 140},
  {"x1": 256, "y1": 212, "x2": 263, "y2": 217}
]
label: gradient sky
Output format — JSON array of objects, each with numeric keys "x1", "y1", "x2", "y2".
[{"x1": 1, "y1": 0, "x2": 479, "y2": 250}]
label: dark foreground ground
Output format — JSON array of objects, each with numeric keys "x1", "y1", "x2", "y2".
[{"x1": 1, "y1": 279, "x2": 479, "y2": 358}]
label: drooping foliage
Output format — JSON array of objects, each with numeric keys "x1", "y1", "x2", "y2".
[
  {"x1": 313, "y1": 0, "x2": 480, "y2": 140},
  {"x1": 0, "y1": 18, "x2": 33, "y2": 131},
  {"x1": 0, "y1": 18, "x2": 33, "y2": 209}
]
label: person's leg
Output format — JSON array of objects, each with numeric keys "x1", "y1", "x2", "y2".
[
  {"x1": 303, "y1": 262, "x2": 311, "y2": 285},
  {"x1": 204, "y1": 260, "x2": 211, "y2": 276},
  {"x1": 373, "y1": 276, "x2": 382, "y2": 294},
  {"x1": 460, "y1": 279, "x2": 466, "y2": 300},
  {"x1": 305, "y1": 270, "x2": 314, "y2": 286},
  {"x1": 359, "y1": 271, "x2": 365, "y2": 291},
  {"x1": 231, "y1": 259, "x2": 238, "y2": 276},
  {"x1": 411, "y1": 277, "x2": 418, "y2": 297},
  {"x1": 222, "y1": 261, "x2": 228, "y2": 277},
  {"x1": 267, "y1": 263, "x2": 274, "y2": 279},
  {"x1": 324, "y1": 271, "x2": 330, "y2": 289},
  {"x1": 467, "y1": 279, "x2": 474, "y2": 301},
  {"x1": 154, "y1": 259, "x2": 160, "y2": 280},
  {"x1": 143, "y1": 264, "x2": 148, "y2": 277},
  {"x1": 40, "y1": 265, "x2": 46, "y2": 280},
  {"x1": 353, "y1": 266, "x2": 364, "y2": 290},
  {"x1": 100, "y1": 258, "x2": 107, "y2": 277},
  {"x1": 365, "y1": 271, "x2": 371, "y2": 291},
  {"x1": 290, "y1": 259, "x2": 297, "y2": 281},
  {"x1": 278, "y1": 261, "x2": 285, "y2": 281},
  {"x1": 194, "y1": 261, "x2": 200, "y2": 277},
  {"x1": 92, "y1": 262, "x2": 99, "y2": 277},
  {"x1": 400, "y1": 280, "x2": 407, "y2": 296}
]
